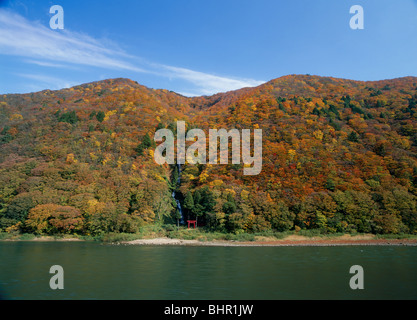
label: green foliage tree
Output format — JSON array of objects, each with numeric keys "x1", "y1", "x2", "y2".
[
  {"x1": 325, "y1": 178, "x2": 336, "y2": 191},
  {"x1": 57, "y1": 110, "x2": 78, "y2": 124},
  {"x1": 4, "y1": 192, "x2": 36, "y2": 222},
  {"x1": 0, "y1": 126, "x2": 13, "y2": 144},
  {"x1": 96, "y1": 111, "x2": 105, "y2": 122},
  {"x1": 173, "y1": 208, "x2": 182, "y2": 228},
  {"x1": 226, "y1": 212, "x2": 245, "y2": 233},
  {"x1": 183, "y1": 191, "x2": 194, "y2": 219},
  {"x1": 265, "y1": 201, "x2": 294, "y2": 232},
  {"x1": 348, "y1": 131, "x2": 359, "y2": 142},
  {"x1": 223, "y1": 201, "x2": 236, "y2": 215},
  {"x1": 135, "y1": 132, "x2": 155, "y2": 156}
]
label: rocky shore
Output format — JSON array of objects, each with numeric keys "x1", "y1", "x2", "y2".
[{"x1": 121, "y1": 235, "x2": 417, "y2": 246}]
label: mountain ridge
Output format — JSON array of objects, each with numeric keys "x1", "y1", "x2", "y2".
[
  {"x1": 5, "y1": 73, "x2": 416, "y2": 99},
  {"x1": 1, "y1": 73, "x2": 417, "y2": 236}
]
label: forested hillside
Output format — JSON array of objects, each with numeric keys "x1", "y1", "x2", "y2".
[{"x1": 1, "y1": 75, "x2": 417, "y2": 236}]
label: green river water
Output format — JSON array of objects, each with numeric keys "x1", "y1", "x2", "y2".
[{"x1": 0, "y1": 241, "x2": 416, "y2": 300}]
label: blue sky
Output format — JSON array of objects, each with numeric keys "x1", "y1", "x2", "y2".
[{"x1": 1, "y1": 0, "x2": 417, "y2": 96}]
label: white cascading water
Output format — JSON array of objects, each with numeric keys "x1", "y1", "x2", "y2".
[{"x1": 171, "y1": 164, "x2": 184, "y2": 224}]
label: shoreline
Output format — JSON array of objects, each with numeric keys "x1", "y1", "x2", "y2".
[
  {"x1": 1, "y1": 234, "x2": 417, "y2": 246},
  {"x1": 120, "y1": 235, "x2": 417, "y2": 247}
]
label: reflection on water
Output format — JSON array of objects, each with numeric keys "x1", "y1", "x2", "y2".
[{"x1": 0, "y1": 242, "x2": 416, "y2": 300}]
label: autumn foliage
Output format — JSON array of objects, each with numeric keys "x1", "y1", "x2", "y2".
[{"x1": 1, "y1": 75, "x2": 417, "y2": 235}]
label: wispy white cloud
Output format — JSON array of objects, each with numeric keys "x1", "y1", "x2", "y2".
[
  {"x1": 24, "y1": 59, "x2": 72, "y2": 68},
  {"x1": 0, "y1": 9, "x2": 145, "y2": 72},
  {"x1": 15, "y1": 73, "x2": 77, "y2": 91},
  {"x1": 0, "y1": 9, "x2": 264, "y2": 96},
  {"x1": 159, "y1": 65, "x2": 264, "y2": 95}
]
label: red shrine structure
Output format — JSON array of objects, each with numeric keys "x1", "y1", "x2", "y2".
[{"x1": 187, "y1": 220, "x2": 197, "y2": 228}]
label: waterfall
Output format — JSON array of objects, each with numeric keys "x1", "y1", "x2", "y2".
[{"x1": 172, "y1": 164, "x2": 184, "y2": 225}]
